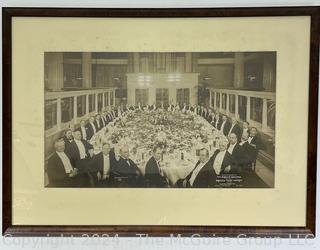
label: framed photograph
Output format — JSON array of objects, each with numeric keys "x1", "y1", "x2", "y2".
[{"x1": 2, "y1": 6, "x2": 319, "y2": 237}]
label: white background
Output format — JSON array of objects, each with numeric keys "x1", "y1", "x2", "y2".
[{"x1": 1, "y1": 0, "x2": 320, "y2": 249}]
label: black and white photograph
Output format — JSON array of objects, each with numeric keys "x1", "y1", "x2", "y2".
[{"x1": 44, "y1": 52, "x2": 276, "y2": 188}]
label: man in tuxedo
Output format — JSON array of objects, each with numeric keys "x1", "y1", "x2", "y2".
[
  {"x1": 227, "y1": 117, "x2": 242, "y2": 140},
  {"x1": 177, "y1": 148, "x2": 214, "y2": 188},
  {"x1": 227, "y1": 133, "x2": 246, "y2": 173},
  {"x1": 68, "y1": 130, "x2": 94, "y2": 167},
  {"x1": 47, "y1": 139, "x2": 82, "y2": 187},
  {"x1": 248, "y1": 127, "x2": 265, "y2": 165},
  {"x1": 219, "y1": 115, "x2": 231, "y2": 136},
  {"x1": 95, "y1": 114, "x2": 103, "y2": 131},
  {"x1": 78, "y1": 119, "x2": 88, "y2": 141},
  {"x1": 113, "y1": 146, "x2": 143, "y2": 187},
  {"x1": 86, "y1": 116, "x2": 97, "y2": 140},
  {"x1": 239, "y1": 132, "x2": 256, "y2": 171},
  {"x1": 63, "y1": 129, "x2": 73, "y2": 156},
  {"x1": 210, "y1": 139, "x2": 232, "y2": 177},
  {"x1": 212, "y1": 113, "x2": 222, "y2": 129},
  {"x1": 242, "y1": 121, "x2": 250, "y2": 136},
  {"x1": 145, "y1": 146, "x2": 169, "y2": 188},
  {"x1": 91, "y1": 142, "x2": 118, "y2": 187}
]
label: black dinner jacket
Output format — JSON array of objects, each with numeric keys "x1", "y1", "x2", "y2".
[
  {"x1": 46, "y1": 152, "x2": 77, "y2": 187},
  {"x1": 94, "y1": 119, "x2": 103, "y2": 131},
  {"x1": 220, "y1": 120, "x2": 231, "y2": 136},
  {"x1": 240, "y1": 141, "x2": 256, "y2": 166},
  {"x1": 249, "y1": 135, "x2": 264, "y2": 151},
  {"x1": 209, "y1": 149, "x2": 232, "y2": 175},
  {"x1": 78, "y1": 126, "x2": 88, "y2": 141},
  {"x1": 227, "y1": 143, "x2": 246, "y2": 173},
  {"x1": 227, "y1": 123, "x2": 242, "y2": 141},
  {"x1": 91, "y1": 149, "x2": 118, "y2": 175},
  {"x1": 184, "y1": 160, "x2": 216, "y2": 188},
  {"x1": 85, "y1": 122, "x2": 96, "y2": 140},
  {"x1": 213, "y1": 117, "x2": 222, "y2": 130},
  {"x1": 145, "y1": 156, "x2": 168, "y2": 188},
  {"x1": 68, "y1": 139, "x2": 94, "y2": 164}
]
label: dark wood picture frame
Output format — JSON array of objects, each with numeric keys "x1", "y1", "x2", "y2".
[{"x1": 2, "y1": 6, "x2": 319, "y2": 237}]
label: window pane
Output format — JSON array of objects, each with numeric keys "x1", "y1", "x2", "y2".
[
  {"x1": 77, "y1": 95, "x2": 86, "y2": 117},
  {"x1": 238, "y1": 96, "x2": 247, "y2": 121},
  {"x1": 229, "y1": 94, "x2": 235, "y2": 113},
  {"x1": 61, "y1": 97, "x2": 74, "y2": 123},
  {"x1": 216, "y1": 93, "x2": 220, "y2": 108},
  {"x1": 250, "y1": 97, "x2": 263, "y2": 123},
  {"x1": 211, "y1": 92, "x2": 215, "y2": 107},
  {"x1": 110, "y1": 92, "x2": 114, "y2": 106},
  {"x1": 89, "y1": 94, "x2": 95, "y2": 112},
  {"x1": 45, "y1": 99, "x2": 57, "y2": 129},
  {"x1": 135, "y1": 89, "x2": 149, "y2": 106},
  {"x1": 98, "y1": 93, "x2": 103, "y2": 112},
  {"x1": 106, "y1": 92, "x2": 109, "y2": 106},
  {"x1": 176, "y1": 88, "x2": 190, "y2": 106},
  {"x1": 267, "y1": 99, "x2": 276, "y2": 129},
  {"x1": 222, "y1": 93, "x2": 227, "y2": 109}
]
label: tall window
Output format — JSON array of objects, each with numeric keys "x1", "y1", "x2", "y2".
[
  {"x1": 221, "y1": 93, "x2": 227, "y2": 110},
  {"x1": 238, "y1": 96, "x2": 247, "y2": 121},
  {"x1": 211, "y1": 92, "x2": 215, "y2": 107},
  {"x1": 105, "y1": 92, "x2": 109, "y2": 107},
  {"x1": 156, "y1": 88, "x2": 169, "y2": 107},
  {"x1": 45, "y1": 99, "x2": 57, "y2": 130},
  {"x1": 61, "y1": 97, "x2": 74, "y2": 123},
  {"x1": 77, "y1": 95, "x2": 86, "y2": 117},
  {"x1": 135, "y1": 89, "x2": 149, "y2": 106},
  {"x1": 250, "y1": 97, "x2": 263, "y2": 123},
  {"x1": 176, "y1": 88, "x2": 190, "y2": 106},
  {"x1": 216, "y1": 93, "x2": 220, "y2": 108},
  {"x1": 229, "y1": 94, "x2": 235, "y2": 113},
  {"x1": 267, "y1": 99, "x2": 275, "y2": 129},
  {"x1": 89, "y1": 94, "x2": 95, "y2": 112},
  {"x1": 98, "y1": 93, "x2": 103, "y2": 111}
]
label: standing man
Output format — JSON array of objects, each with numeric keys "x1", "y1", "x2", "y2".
[{"x1": 227, "y1": 117, "x2": 242, "y2": 141}]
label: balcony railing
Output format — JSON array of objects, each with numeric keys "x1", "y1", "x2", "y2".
[
  {"x1": 45, "y1": 88, "x2": 116, "y2": 136},
  {"x1": 209, "y1": 88, "x2": 276, "y2": 135}
]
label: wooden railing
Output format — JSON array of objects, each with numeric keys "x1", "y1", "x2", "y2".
[
  {"x1": 45, "y1": 88, "x2": 116, "y2": 136},
  {"x1": 208, "y1": 88, "x2": 276, "y2": 135}
]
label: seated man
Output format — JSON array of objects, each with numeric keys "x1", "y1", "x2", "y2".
[
  {"x1": 63, "y1": 129, "x2": 73, "y2": 156},
  {"x1": 68, "y1": 130, "x2": 94, "y2": 167},
  {"x1": 47, "y1": 139, "x2": 84, "y2": 187},
  {"x1": 239, "y1": 132, "x2": 256, "y2": 171},
  {"x1": 219, "y1": 115, "x2": 231, "y2": 136},
  {"x1": 227, "y1": 117, "x2": 242, "y2": 140},
  {"x1": 248, "y1": 127, "x2": 265, "y2": 169},
  {"x1": 91, "y1": 142, "x2": 118, "y2": 187},
  {"x1": 113, "y1": 145, "x2": 143, "y2": 187},
  {"x1": 145, "y1": 145, "x2": 169, "y2": 188},
  {"x1": 78, "y1": 119, "x2": 88, "y2": 141},
  {"x1": 177, "y1": 148, "x2": 214, "y2": 188},
  {"x1": 95, "y1": 114, "x2": 103, "y2": 131},
  {"x1": 227, "y1": 133, "x2": 246, "y2": 173},
  {"x1": 210, "y1": 139, "x2": 232, "y2": 187},
  {"x1": 86, "y1": 116, "x2": 97, "y2": 140}
]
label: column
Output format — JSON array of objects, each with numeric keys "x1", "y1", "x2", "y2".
[
  {"x1": 57, "y1": 98, "x2": 61, "y2": 130},
  {"x1": 233, "y1": 52, "x2": 245, "y2": 89},
  {"x1": 102, "y1": 92, "x2": 105, "y2": 110},
  {"x1": 133, "y1": 53, "x2": 140, "y2": 73},
  {"x1": 219, "y1": 92, "x2": 222, "y2": 109},
  {"x1": 95, "y1": 93, "x2": 98, "y2": 112},
  {"x1": 108, "y1": 92, "x2": 111, "y2": 106},
  {"x1": 209, "y1": 91, "x2": 212, "y2": 108},
  {"x1": 214, "y1": 92, "x2": 217, "y2": 108},
  {"x1": 226, "y1": 94, "x2": 230, "y2": 115},
  {"x1": 73, "y1": 96, "x2": 77, "y2": 123},
  {"x1": 246, "y1": 96, "x2": 251, "y2": 122},
  {"x1": 82, "y1": 52, "x2": 92, "y2": 88},
  {"x1": 262, "y1": 98, "x2": 268, "y2": 131},
  {"x1": 46, "y1": 52, "x2": 64, "y2": 91},
  {"x1": 235, "y1": 94, "x2": 239, "y2": 119},
  {"x1": 185, "y1": 52, "x2": 192, "y2": 73},
  {"x1": 112, "y1": 91, "x2": 116, "y2": 106},
  {"x1": 85, "y1": 94, "x2": 89, "y2": 116}
]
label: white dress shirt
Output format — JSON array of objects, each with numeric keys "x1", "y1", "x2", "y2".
[
  {"x1": 189, "y1": 161, "x2": 206, "y2": 186},
  {"x1": 248, "y1": 136, "x2": 254, "y2": 144},
  {"x1": 228, "y1": 124, "x2": 235, "y2": 136},
  {"x1": 80, "y1": 126, "x2": 87, "y2": 140},
  {"x1": 74, "y1": 139, "x2": 87, "y2": 159},
  {"x1": 103, "y1": 154, "x2": 110, "y2": 179},
  {"x1": 213, "y1": 150, "x2": 227, "y2": 175},
  {"x1": 228, "y1": 143, "x2": 236, "y2": 154},
  {"x1": 90, "y1": 122, "x2": 96, "y2": 134},
  {"x1": 215, "y1": 119, "x2": 220, "y2": 128},
  {"x1": 56, "y1": 151, "x2": 73, "y2": 174},
  {"x1": 220, "y1": 121, "x2": 226, "y2": 132},
  {"x1": 96, "y1": 119, "x2": 101, "y2": 128}
]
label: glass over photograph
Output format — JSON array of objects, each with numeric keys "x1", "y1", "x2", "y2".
[{"x1": 44, "y1": 52, "x2": 276, "y2": 188}]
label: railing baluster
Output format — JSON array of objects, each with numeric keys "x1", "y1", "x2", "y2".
[
  {"x1": 235, "y1": 94, "x2": 239, "y2": 119},
  {"x1": 262, "y1": 98, "x2": 268, "y2": 131},
  {"x1": 246, "y1": 96, "x2": 251, "y2": 122},
  {"x1": 73, "y1": 96, "x2": 77, "y2": 124},
  {"x1": 57, "y1": 98, "x2": 61, "y2": 130}
]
